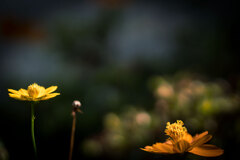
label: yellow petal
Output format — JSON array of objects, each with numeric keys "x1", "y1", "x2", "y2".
[
  {"x1": 173, "y1": 140, "x2": 190, "y2": 153},
  {"x1": 191, "y1": 133, "x2": 212, "y2": 148},
  {"x1": 45, "y1": 86, "x2": 58, "y2": 94},
  {"x1": 18, "y1": 89, "x2": 29, "y2": 97},
  {"x1": 189, "y1": 144, "x2": 224, "y2": 157},
  {"x1": 8, "y1": 89, "x2": 20, "y2": 95},
  {"x1": 9, "y1": 93, "x2": 24, "y2": 100},
  {"x1": 41, "y1": 93, "x2": 60, "y2": 100},
  {"x1": 37, "y1": 86, "x2": 47, "y2": 98}
]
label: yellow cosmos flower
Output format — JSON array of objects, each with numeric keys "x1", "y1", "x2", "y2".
[
  {"x1": 8, "y1": 83, "x2": 60, "y2": 101},
  {"x1": 141, "y1": 120, "x2": 224, "y2": 157}
]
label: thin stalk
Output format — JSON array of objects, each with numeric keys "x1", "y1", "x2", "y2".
[
  {"x1": 31, "y1": 103, "x2": 37, "y2": 157},
  {"x1": 68, "y1": 112, "x2": 76, "y2": 160}
]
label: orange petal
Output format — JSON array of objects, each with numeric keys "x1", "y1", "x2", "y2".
[
  {"x1": 141, "y1": 142, "x2": 174, "y2": 154},
  {"x1": 189, "y1": 144, "x2": 224, "y2": 157},
  {"x1": 191, "y1": 134, "x2": 212, "y2": 148},
  {"x1": 164, "y1": 140, "x2": 172, "y2": 145},
  {"x1": 173, "y1": 140, "x2": 190, "y2": 153},
  {"x1": 152, "y1": 142, "x2": 174, "y2": 153},
  {"x1": 192, "y1": 131, "x2": 208, "y2": 142},
  {"x1": 183, "y1": 133, "x2": 193, "y2": 143},
  {"x1": 45, "y1": 86, "x2": 58, "y2": 94},
  {"x1": 140, "y1": 146, "x2": 157, "y2": 153}
]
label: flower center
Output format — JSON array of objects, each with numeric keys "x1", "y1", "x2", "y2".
[
  {"x1": 164, "y1": 120, "x2": 187, "y2": 142},
  {"x1": 27, "y1": 83, "x2": 40, "y2": 98}
]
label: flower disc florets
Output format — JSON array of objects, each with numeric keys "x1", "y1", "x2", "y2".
[{"x1": 165, "y1": 120, "x2": 187, "y2": 142}]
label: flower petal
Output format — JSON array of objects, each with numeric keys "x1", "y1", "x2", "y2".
[
  {"x1": 141, "y1": 146, "x2": 158, "y2": 153},
  {"x1": 191, "y1": 133, "x2": 212, "y2": 148},
  {"x1": 45, "y1": 86, "x2": 58, "y2": 94},
  {"x1": 173, "y1": 140, "x2": 190, "y2": 153},
  {"x1": 189, "y1": 144, "x2": 224, "y2": 157},
  {"x1": 41, "y1": 93, "x2": 60, "y2": 100},
  {"x1": 8, "y1": 89, "x2": 20, "y2": 95},
  {"x1": 192, "y1": 131, "x2": 208, "y2": 142},
  {"x1": 37, "y1": 86, "x2": 46, "y2": 98},
  {"x1": 9, "y1": 93, "x2": 24, "y2": 100},
  {"x1": 152, "y1": 142, "x2": 174, "y2": 153},
  {"x1": 18, "y1": 89, "x2": 29, "y2": 97},
  {"x1": 183, "y1": 133, "x2": 193, "y2": 144},
  {"x1": 141, "y1": 142, "x2": 174, "y2": 154},
  {"x1": 164, "y1": 140, "x2": 172, "y2": 145}
]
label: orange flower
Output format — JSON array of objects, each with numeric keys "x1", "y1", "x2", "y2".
[{"x1": 141, "y1": 120, "x2": 223, "y2": 157}]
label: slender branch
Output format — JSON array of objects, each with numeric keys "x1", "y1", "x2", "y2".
[
  {"x1": 68, "y1": 112, "x2": 76, "y2": 160},
  {"x1": 31, "y1": 103, "x2": 37, "y2": 157}
]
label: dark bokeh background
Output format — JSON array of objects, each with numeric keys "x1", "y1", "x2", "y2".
[{"x1": 0, "y1": 0, "x2": 239, "y2": 160}]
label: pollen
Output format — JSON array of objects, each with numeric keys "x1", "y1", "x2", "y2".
[{"x1": 164, "y1": 120, "x2": 187, "y2": 141}]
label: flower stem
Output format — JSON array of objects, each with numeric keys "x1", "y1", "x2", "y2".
[
  {"x1": 31, "y1": 103, "x2": 37, "y2": 158},
  {"x1": 68, "y1": 112, "x2": 76, "y2": 160}
]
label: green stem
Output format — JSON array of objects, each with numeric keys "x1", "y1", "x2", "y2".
[{"x1": 31, "y1": 103, "x2": 37, "y2": 157}]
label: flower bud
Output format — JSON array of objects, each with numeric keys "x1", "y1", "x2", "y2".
[
  {"x1": 72, "y1": 100, "x2": 82, "y2": 114},
  {"x1": 72, "y1": 100, "x2": 81, "y2": 108}
]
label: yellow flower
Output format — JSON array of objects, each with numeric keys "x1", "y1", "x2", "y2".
[
  {"x1": 141, "y1": 120, "x2": 223, "y2": 157},
  {"x1": 8, "y1": 83, "x2": 60, "y2": 101}
]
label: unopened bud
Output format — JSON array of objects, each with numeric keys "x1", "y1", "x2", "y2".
[
  {"x1": 72, "y1": 100, "x2": 82, "y2": 114},
  {"x1": 72, "y1": 100, "x2": 81, "y2": 108}
]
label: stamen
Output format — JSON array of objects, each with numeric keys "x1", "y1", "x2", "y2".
[{"x1": 164, "y1": 120, "x2": 187, "y2": 142}]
